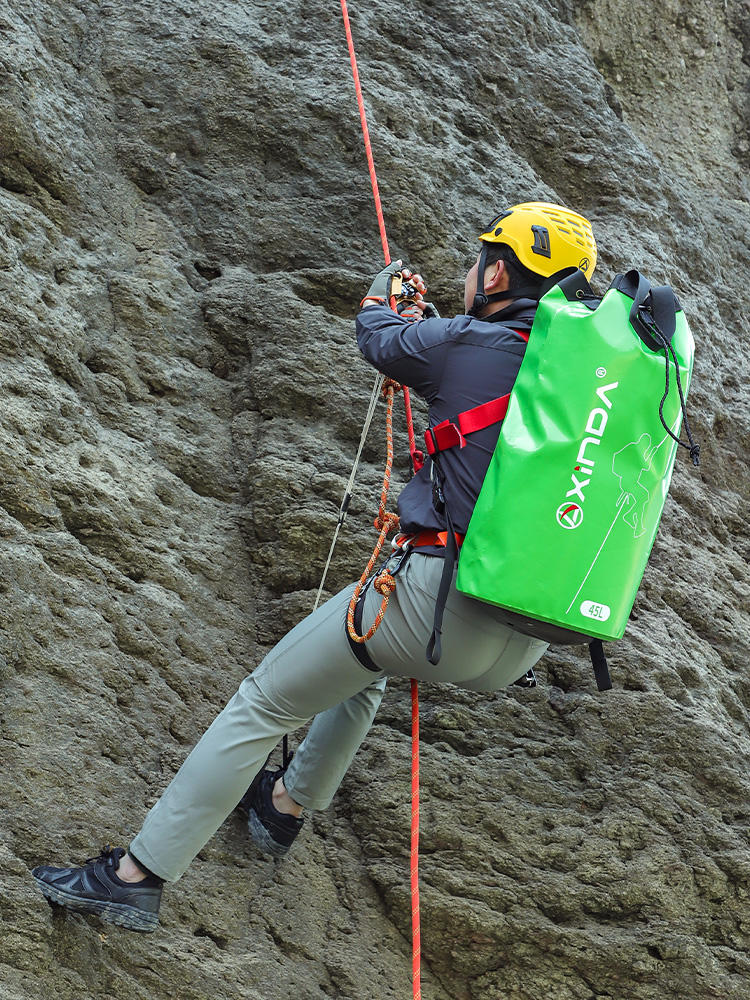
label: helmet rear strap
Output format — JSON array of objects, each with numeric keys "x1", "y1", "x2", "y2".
[{"x1": 469, "y1": 257, "x2": 580, "y2": 317}]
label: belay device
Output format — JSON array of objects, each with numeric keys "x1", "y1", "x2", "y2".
[{"x1": 455, "y1": 268, "x2": 698, "y2": 690}]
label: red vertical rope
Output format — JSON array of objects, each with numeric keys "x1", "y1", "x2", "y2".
[
  {"x1": 339, "y1": 4, "x2": 422, "y2": 998},
  {"x1": 339, "y1": 0, "x2": 391, "y2": 266},
  {"x1": 410, "y1": 678, "x2": 422, "y2": 1000},
  {"x1": 402, "y1": 386, "x2": 423, "y2": 474},
  {"x1": 339, "y1": 0, "x2": 424, "y2": 476}
]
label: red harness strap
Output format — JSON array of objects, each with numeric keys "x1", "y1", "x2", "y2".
[
  {"x1": 424, "y1": 392, "x2": 511, "y2": 456},
  {"x1": 394, "y1": 529, "x2": 465, "y2": 549},
  {"x1": 423, "y1": 329, "x2": 529, "y2": 458}
]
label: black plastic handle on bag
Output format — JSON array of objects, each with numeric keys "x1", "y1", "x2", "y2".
[{"x1": 615, "y1": 269, "x2": 679, "y2": 351}]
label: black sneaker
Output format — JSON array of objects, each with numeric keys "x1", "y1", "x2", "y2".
[
  {"x1": 32, "y1": 845, "x2": 162, "y2": 932},
  {"x1": 238, "y1": 768, "x2": 304, "y2": 859}
]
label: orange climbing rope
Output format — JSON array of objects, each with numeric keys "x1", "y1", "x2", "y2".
[
  {"x1": 339, "y1": 0, "x2": 423, "y2": 477},
  {"x1": 339, "y1": 0, "x2": 390, "y2": 263},
  {"x1": 346, "y1": 377, "x2": 402, "y2": 643},
  {"x1": 410, "y1": 678, "x2": 422, "y2": 1000},
  {"x1": 339, "y1": 0, "x2": 413, "y2": 643},
  {"x1": 338, "y1": 3, "x2": 422, "y2": 997}
]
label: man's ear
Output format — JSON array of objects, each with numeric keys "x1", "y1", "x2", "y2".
[{"x1": 484, "y1": 259, "x2": 509, "y2": 291}]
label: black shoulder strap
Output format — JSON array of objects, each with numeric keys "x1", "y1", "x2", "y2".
[
  {"x1": 589, "y1": 639, "x2": 612, "y2": 691},
  {"x1": 426, "y1": 512, "x2": 459, "y2": 665},
  {"x1": 426, "y1": 457, "x2": 459, "y2": 665}
]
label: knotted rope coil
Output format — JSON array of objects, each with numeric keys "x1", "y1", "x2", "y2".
[{"x1": 346, "y1": 378, "x2": 403, "y2": 643}]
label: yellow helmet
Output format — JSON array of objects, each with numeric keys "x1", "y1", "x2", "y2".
[{"x1": 479, "y1": 201, "x2": 597, "y2": 281}]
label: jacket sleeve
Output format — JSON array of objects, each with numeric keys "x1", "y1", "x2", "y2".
[{"x1": 355, "y1": 305, "x2": 457, "y2": 402}]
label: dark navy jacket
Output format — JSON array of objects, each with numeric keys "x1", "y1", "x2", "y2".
[{"x1": 356, "y1": 299, "x2": 537, "y2": 539}]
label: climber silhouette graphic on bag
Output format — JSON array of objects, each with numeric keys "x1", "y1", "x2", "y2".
[{"x1": 611, "y1": 433, "x2": 670, "y2": 539}]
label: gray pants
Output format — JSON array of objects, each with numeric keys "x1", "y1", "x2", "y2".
[{"x1": 129, "y1": 553, "x2": 547, "y2": 881}]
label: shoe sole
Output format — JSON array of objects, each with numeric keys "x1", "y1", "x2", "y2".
[
  {"x1": 33, "y1": 877, "x2": 159, "y2": 932},
  {"x1": 247, "y1": 808, "x2": 291, "y2": 858}
]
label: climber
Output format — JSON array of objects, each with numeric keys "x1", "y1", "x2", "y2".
[{"x1": 31, "y1": 201, "x2": 597, "y2": 933}]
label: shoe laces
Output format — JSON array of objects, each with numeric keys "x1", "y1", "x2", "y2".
[{"x1": 84, "y1": 844, "x2": 120, "y2": 866}]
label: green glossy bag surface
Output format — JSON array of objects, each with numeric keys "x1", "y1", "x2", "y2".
[{"x1": 456, "y1": 273, "x2": 695, "y2": 642}]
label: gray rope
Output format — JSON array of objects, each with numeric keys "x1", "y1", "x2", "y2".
[{"x1": 313, "y1": 371, "x2": 384, "y2": 611}]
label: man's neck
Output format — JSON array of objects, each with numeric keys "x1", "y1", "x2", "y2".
[{"x1": 479, "y1": 297, "x2": 514, "y2": 318}]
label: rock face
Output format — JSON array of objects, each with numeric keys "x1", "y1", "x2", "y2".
[{"x1": 1, "y1": 1, "x2": 749, "y2": 998}]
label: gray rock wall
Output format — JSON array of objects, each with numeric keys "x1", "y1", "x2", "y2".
[{"x1": 1, "y1": 1, "x2": 749, "y2": 998}]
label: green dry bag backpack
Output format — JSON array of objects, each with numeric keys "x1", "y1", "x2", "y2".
[{"x1": 434, "y1": 269, "x2": 698, "y2": 690}]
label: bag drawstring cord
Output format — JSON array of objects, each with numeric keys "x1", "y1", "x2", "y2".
[{"x1": 653, "y1": 329, "x2": 700, "y2": 466}]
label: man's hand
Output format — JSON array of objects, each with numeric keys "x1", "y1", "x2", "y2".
[
  {"x1": 360, "y1": 260, "x2": 405, "y2": 307},
  {"x1": 360, "y1": 263, "x2": 439, "y2": 320},
  {"x1": 397, "y1": 299, "x2": 441, "y2": 321}
]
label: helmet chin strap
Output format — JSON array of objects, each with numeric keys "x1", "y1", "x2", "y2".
[
  {"x1": 468, "y1": 244, "x2": 491, "y2": 317},
  {"x1": 469, "y1": 245, "x2": 578, "y2": 317}
]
